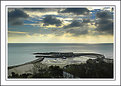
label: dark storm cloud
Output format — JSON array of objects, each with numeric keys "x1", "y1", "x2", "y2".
[
  {"x1": 8, "y1": 9, "x2": 29, "y2": 19},
  {"x1": 60, "y1": 8, "x2": 89, "y2": 15},
  {"x1": 64, "y1": 20, "x2": 83, "y2": 29},
  {"x1": 96, "y1": 19, "x2": 111, "y2": 25},
  {"x1": 82, "y1": 19, "x2": 90, "y2": 23},
  {"x1": 22, "y1": 8, "x2": 60, "y2": 12},
  {"x1": 64, "y1": 19, "x2": 91, "y2": 29},
  {"x1": 95, "y1": 11, "x2": 113, "y2": 35},
  {"x1": 96, "y1": 19, "x2": 113, "y2": 35},
  {"x1": 11, "y1": 21, "x2": 24, "y2": 26},
  {"x1": 22, "y1": 8, "x2": 47, "y2": 12},
  {"x1": 63, "y1": 19, "x2": 90, "y2": 36},
  {"x1": 96, "y1": 11, "x2": 113, "y2": 19},
  {"x1": 8, "y1": 9, "x2": 29, "y2": 26},
  {"x1": 66, "y1": 29, "x2": 88, "y2": 36},
  {"x1": 42, "y1": 15, "x2": 62, "y2": 26}
]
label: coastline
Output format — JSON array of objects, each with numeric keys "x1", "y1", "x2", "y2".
[
  {"x1": 8, "y1": 57, "x2": 44, "y2": 69},
  {"x1": 8, "y1": 53, "x2": 113, "y2": 78},
  {"x1": 8, "y1": 57, "x2": 46, "y2": 76}
]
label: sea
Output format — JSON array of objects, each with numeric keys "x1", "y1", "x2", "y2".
[{"x1": 8, "y1": 43, "x2": 114, "y2": 66}]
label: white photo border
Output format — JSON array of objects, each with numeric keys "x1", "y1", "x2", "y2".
[{"x1": 1, "y1": 1, "x2": 120, "y2": 85}]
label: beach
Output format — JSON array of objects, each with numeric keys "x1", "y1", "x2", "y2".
[{"x1": 8, "y1": 52, "x2": 113, "y2": 78}]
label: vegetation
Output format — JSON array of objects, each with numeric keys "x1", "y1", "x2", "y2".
[
  {"x1": 8, "y1": 72, "x2": 32, "y2": 78},
  {"x1": 8, "y1": 58, "x2": 113, "y2": 78},
  {"x1": 8, "y1": 65, "x2": 63, "y2": 78},
  {"x1": 64, "y1": 58, "x2": 113, "y2": 78},
  {"x1": 32, "y1": 65, "x2": 63, "y2": 78}
]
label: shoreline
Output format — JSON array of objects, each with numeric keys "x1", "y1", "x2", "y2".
[
  {"x1": 8, "y1": 57, "x2": 44, "y2": 69},
  {"x1": 8, "y1": 52, "x2": 113, "y2": 69},
  {"x1": 8, "y1": 52, "x2": 106, "y2": 69},
  {"x1": 8, "y1": 53, "x2": 113, "y2": 78}
]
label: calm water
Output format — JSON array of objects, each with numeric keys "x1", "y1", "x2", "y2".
[{"x1": 8, "y1": 43, "x2": 113, "y2": 66}]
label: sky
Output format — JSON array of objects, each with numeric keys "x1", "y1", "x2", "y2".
[{"x1": 8, "y1": 7, "x2": 114, "y2": 43}]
